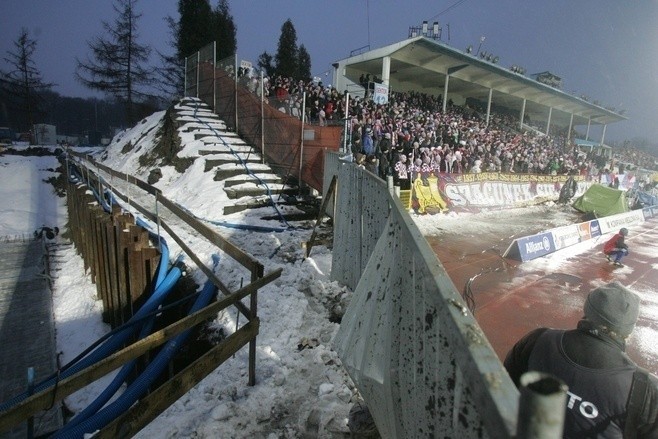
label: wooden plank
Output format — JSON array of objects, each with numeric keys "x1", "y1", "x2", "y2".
[
  {"x1": 71, "y1": 152, "x2": 263, "y2": 276},
  {"x1": 95, "y1": 319, "x2": 259, "y2": 439},
  {"x1": 115, "y1": 224, "x2": 133, "y2": 327},
  {"x1": 92, "y1": 210, "x2": 108, "y2": 307},
  {"x1": 90, "y1": 203, "x2": 103, "y2": 285},
  {"x1": 305, "y1": 175, "x2": 336, "y2": 258},
  {"x1": 143, "y1": 247, "x2": 160, "y2": 283},
  {"x1": 159, "y1": 195, "x2": 263, "y2": 274},
  {"x1": 0, "y1": 270, "x2": 280, "y2": 432},
  {"x1": 139, "y1": 247, "x2": 160, "y2": 312},
  {"x1": 97, "y1": 216, "x2": 113, "y2": 316},
  {"x1": 127, "y1": 245, "x2": 144, "y2": 320},
  {"x1": 105, "y1": 220, "x2": 120, "y2": 327},
  {"x1": 95, "y1": 179, "x2": 263, "y2": 323},
  {"x1": 80, "y1": 195, "x2": 95, "y2": 273}
]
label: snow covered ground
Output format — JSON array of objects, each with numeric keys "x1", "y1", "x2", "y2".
[
  {"x1": 1, "y1": 125, "x2": 356, "y2": 437},
  {"x1": 1, "y1": 107, "x2": 655, "y2": 438}
]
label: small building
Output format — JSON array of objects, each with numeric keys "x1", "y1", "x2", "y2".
[{"x1": 33, "y1": 124, "x2": 57, "y2": 145}]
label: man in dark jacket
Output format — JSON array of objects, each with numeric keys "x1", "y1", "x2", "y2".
[
  {"x1": 504, "y1": 282, "x2": 658, "y2": 438},
  {"x1": 604, "y1": 227, "x2": 629, "y2": 266}
]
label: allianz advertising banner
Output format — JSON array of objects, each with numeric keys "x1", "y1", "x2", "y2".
[{"x1": 516, "y1": 232, "x2": 556, "y2": 261}]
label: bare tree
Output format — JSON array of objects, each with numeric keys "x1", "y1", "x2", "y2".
[
  {"x1": 1, "y1": 27, "x2": 54, "y2": 132},
  {"x1": 76, "y1": 0, "x2": 152, "y2": 125}
]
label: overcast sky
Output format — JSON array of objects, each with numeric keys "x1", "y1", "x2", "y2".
[{"x1": 2, "y1": 0, "x2": 657, "y2": 142}]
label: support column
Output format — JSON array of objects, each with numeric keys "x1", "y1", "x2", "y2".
[
  {"x1": 567, "y1": 114, "x2": 574, "y2": 143},
  {"x1": 485, "y1": 88, "x2": 493, "y2": 127},
  {"x1": 381, "y1": 56, "x2": 391, "y2": 87},
  {"x1": 586, "y1": 118, "x2": 591, "y2": 140},
  {"x1": 545, "y1": 107, "x2": 552, "y2": 135},
  {"x1": 442, "y1": 74, "x2": 450, "y2": 113},
  {"x1": 601, "y1": 124, "x2": 607, "y2": 146},
  {"x1": 519, "y1": 99, "x2": 526, "y2": 130}
]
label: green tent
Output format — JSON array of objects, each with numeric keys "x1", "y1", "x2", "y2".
[{"x1": 571, "y1": 183, "x2": 628, "y2": 217}]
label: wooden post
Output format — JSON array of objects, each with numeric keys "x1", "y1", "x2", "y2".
[
  {"x1": 114, "y1": 213, "x2": 134, "y2": 327},
  {"x1": 105, "y1": 219, "x2": 119, "y2": 326}
]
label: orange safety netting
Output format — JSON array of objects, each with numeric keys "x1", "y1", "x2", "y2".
[{"x1": 197, "y1": 62, "x2": 341, "y2": 192}]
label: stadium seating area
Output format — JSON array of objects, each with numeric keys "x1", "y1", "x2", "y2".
[{"x1": 245, "y1": 72, "x2": 657, "y2": 185}]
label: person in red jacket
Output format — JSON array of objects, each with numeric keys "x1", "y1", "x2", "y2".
[{"x1": 603, "y1": 227, "x2": 629, "y2": 266}]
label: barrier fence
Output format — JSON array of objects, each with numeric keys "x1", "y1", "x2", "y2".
[
  {"x1": 325, "y1": 150, "x2": 565, "y2": 438},
  {"x1": 186, "y1": 43, "x2": 341, "y2": 192}
]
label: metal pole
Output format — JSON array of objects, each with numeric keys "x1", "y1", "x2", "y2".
[
  {"x1": 212, "y1": 41, "x2": 217, "y2": 112},
  {"x1": 261, "y1": 70, "x2": 265, "y2": 164},
  {"x1": 196, "y1": 51, "x2": 200, "y2": 98},
  {"x1": 343, "y1": 92, "x2": 350, "y2": 153},
  {"x1": 299, "y1": 92, "x2": 307, "y2": 195},
  {"x1": 184, "y1": 56, "x2": 188, "y2": 97},
  {"x1": 516, "y1": 371, "x2": 567, "y2": 439},
  {"x1": 234, "y1": 54, "x2": 239, "y2": 133},
  {"x1": 27, "y1": 367, "x2": 35, "y2": 438},
  {"x1": 155, "y1": 192, "x2": 162, "y2": 250}
]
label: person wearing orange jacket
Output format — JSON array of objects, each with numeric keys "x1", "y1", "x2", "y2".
[{"x1": 603, "y1": 227, "x2": 629, "y2": 266}]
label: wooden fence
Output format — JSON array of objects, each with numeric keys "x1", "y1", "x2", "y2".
[
  {"x1": 0, "y1": 150, "x2": 282, "y2": 437},
  {"x1": 67, "y1": 181, "x2": 160, "y2": 327}
]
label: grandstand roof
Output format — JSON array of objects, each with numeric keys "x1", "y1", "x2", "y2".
[{"x1": 334, "y1": 36, "x2": 627, "y2": 129}]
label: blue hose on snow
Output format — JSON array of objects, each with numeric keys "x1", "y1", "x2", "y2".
[
  {"x1": 53, "y1": 259, "x2": 219, "y2": 438},
  {"x1": 0, "y1": 266, "x2": 182, "y2": 413}
]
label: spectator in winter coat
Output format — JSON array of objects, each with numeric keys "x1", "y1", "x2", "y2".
[
  {"x1": 394, "y1": 154, "x2": 410, "y2": 189},
  {"x1": 365, "y1": 155, "x2": 378, "y2": 175},
  {"x1": 603, "y1": 228, "x2": 630, "y2": 266},
  {"x1": 504, "y1": 282, "x2": 658, "y2": 438},
  {"x1": 362, "y1": 127, "x2": 375, "y2": 156},
  {"x1": 378, "y1": 141, "x2": 391, "y2": 180}
]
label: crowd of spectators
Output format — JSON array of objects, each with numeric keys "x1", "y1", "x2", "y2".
[
  {"x1": 612, "y1": 144, "x2": 658, "y2": 172},
  {"x1": 241, "y1": 73, "x2": 346, "y2": 127},
  {"x1": 342, "y1": 89, "x2": 610, "y2": 189},
  {"x1": 237, "y1": 70, "x2": 656, "y2": 188}
]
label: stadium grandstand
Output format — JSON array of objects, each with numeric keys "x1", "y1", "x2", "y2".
[{"x1": 332, "y1": 32, "x2": 626, "y2": 151}]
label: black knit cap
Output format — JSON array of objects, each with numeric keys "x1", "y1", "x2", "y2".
[{"x1": 584, "y1": 281, "x2": 640, "y2": 337}]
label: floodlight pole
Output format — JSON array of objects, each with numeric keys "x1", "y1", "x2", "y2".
[{"x1": 476, "y1": 36, "x2": 486, "y2": 56}]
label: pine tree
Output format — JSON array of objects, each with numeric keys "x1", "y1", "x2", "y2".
[
  {"x1": 1, "y1": 28, "x2": 54, "y2": 132},
  {"x1": 176, "y1": 0, "x2": 213, "y2": 60},
  {"x1": 211, "y1": 0, "x2": 237, "y2": 62},
  {"x1": 274, "y1": 19, "x2": 299, "y2": 78},
  {"x1": 297, "y1": 44, "x2": 312, "y2": 82},
  {"x1": 257, "y1": 51, "x2": 274, "y2": 77},
  {"x1": 76, "y1": 0, "x2": 153, "y2": 126}
]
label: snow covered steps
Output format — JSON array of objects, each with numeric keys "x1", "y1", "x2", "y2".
[{"x1": 174, "y1": 97, "x2": 299, "y2": 214}]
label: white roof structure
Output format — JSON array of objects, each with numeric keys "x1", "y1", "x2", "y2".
[{"x1": 332, "y1": 36, "x2": 626, "y2": 144}]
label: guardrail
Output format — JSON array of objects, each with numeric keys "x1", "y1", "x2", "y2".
[{"x1": 326, "y1": 150, "x2": 528, "y2": 438}]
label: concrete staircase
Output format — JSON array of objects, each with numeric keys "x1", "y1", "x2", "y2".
[{"x1": 174, "y1": 97, "x2": 298, "y2": 214}]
